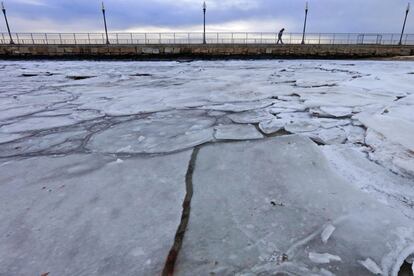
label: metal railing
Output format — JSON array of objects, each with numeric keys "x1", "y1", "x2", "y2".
[{"x1": 1, "y1": 32, "x2": 413, "y2": 45}]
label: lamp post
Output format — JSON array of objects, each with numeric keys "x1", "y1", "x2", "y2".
[
  {"x1": 1, "y1": 2, "x2": 14, "y2": 44},
  {"x1": 301, "y1": 2, "x2": 309, "y2": 45},
  {"x1": 203, "y1": 1, "x2": 207, "y2": 44},
  {"x1": 102, "y1": 2, "x2": 110, "y2": 44},
  {"x1": 399, "y1": 3, "x2": 410, "y2": 45}
]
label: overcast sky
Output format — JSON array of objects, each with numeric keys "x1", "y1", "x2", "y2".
[{"x1": 1, "y1": 0, "x2": 413, "y2": 33}]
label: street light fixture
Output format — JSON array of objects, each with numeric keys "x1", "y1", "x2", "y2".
[
  {"x1": 1, "y1": 2, "x2": 14, "y2": 44},
  {"x1": 203, "y1": 2, "x2": 207, "y2": 44},
  {"x1": 102, "y1": 2, "x2": 110, "y2": 44},
  {"x1": 399, "y1": 3, "x2": 410, "y2": 45},
  {"x1": 301, "y1": 1, "x2": 309, "y2": 45}
]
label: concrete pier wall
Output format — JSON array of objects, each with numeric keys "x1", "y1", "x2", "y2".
[{"x1": 0, "y1": 44, "x2": 413, "y2": 59}]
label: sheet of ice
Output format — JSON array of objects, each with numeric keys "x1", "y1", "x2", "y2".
[
  {"x1": 0, "y1": 130, "x2": 88, "y2": 158},
  {"x1": 88, "y1": 110, "x2": 215, "y2": 154},
  {"x1": 175, "y1": 136, "x2": 414, "y2": 275},
  {"x1": 0, "y1": 116, "x2": 79, "y2": 133},
  {"x1": 306, "y1": 127, "x2": 347, "y2": 145},
  {"x1": 214, "y1": 124, "x2": 263, "y2": 140},
  {"x1": 201, "y1": 100, "x2": 274, "y2": 112},
  {"x1": 300, "y1": 86, "x2": 396, "y2": 108},
  {"x1": 285, "y1": 120, "x2": 320, "y2": 133},
  {"x1": 0, "y1": 132, "x2": 26, "y2": 144},
  {"x1": 0, "y1": 151, "x2": 191, "y2": 276},
  {"x1": 358, "y1": 114, "x2": 414, "y2": 151},
  {"x1": 227, "y1": 109, "x2": 275, "y2": 124}
]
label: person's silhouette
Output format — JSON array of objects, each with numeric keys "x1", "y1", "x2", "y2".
[{"x1": 277, "y1": 28, "x2": 285, "y2": 44}]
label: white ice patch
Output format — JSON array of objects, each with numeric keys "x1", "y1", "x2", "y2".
[
  {"x1": 321, "y1": 224, "x2": 336, "y2": 244},
  {"x1": 359, "y1": 258, "x2": 383, "y2": 275},
  {"x1": 308, "y1": 252, "x2": 342, "y2": 264}
]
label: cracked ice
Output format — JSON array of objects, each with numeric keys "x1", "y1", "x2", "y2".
[{"x1": 0, "y1": 59, "x2": 414, "y2": 276}]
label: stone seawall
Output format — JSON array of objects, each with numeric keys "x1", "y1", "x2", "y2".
[{"x1": 0, "y1": 44, "x2": 413, "y2": 59}]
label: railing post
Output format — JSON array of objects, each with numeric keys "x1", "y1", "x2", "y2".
[
  {"x1": 116, "y1": 33, "x2": 119, "y2": 44},
  {"x1": 102, "y1": 33, "x2": 104, "y2": 44},
  {"x1": 45, "y1": 33, "x2": 48, "y2": 44},
  {"x1": 159, "y1": 33, "x2": 161, "y2": 44},
  {"x1": 73, "y1": 33, "x2": 76, "y2": 45},
  {"x1": 130, "y1": 33, "x2": 133, "y2": 44},
  {"x1": 31, "y1": 33, "x2": 34, "y2": 44},
  {"x1": 231, "y1": 33, "x2": 234, "y2": 44},
  {"x1": 1, "y1": 33, "x2": 4, "y2": 44}
]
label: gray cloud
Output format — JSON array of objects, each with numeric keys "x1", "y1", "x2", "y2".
[{"x1": 1, "y1": 0, "x2": 413, "y2": 33}]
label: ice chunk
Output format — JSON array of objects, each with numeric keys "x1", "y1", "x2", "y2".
[
  {"x1": 359, "y1": 258, "x2": 383, "y2": 275},
  {"x1": 214, "y1": 124, "x2": 263, "y2": 140},
  {"x1": 285, "y1": 120, "x2": 320, "y2": 133},
  {"x1": 321, "y1": 224, "x2": 336, "y2": 244},
  {"x1": 320, "y1": 106, "x2": 354, "y2": 118},
  {"x1": 343, "y1": 125, "x2": 366, "y2": 144},
  {"x1": 364, "y1": 128, "x2": 414, "y2": 178},
  {"x1": 201, "y1": 100, "x2": 273, "y2": 112},
  {"x1": 306, "y1": 127, "x2": 347, "y2": 145},
  {"x1": 317, "y1": 118, "x2": 351, "y2": 129},
  {"x1": 88, "y1": 111, "x2": 215, "y2": 154},
  {"x1": 308, "y1": 252, "x2": 341, "y2": 264},
  {"x1": 358, "y1": 114, "x2": 414, "y2": 151},
  {"x1": 259, "y1": 119, "x2": 285, "y2": 134}
]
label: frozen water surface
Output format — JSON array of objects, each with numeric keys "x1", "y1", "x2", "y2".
[{"x1": 0, "y1": 60, "x2": 413, "y2": 275}]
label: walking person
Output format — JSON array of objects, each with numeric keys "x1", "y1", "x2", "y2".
[{"x1": 277, "y1": 28, "x2": 285, "y2": 44}]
